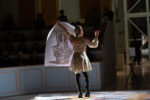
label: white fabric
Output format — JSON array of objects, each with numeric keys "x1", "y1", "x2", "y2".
[{"x1": 44, "y1": 22, "x2": 75, "y2": 66}]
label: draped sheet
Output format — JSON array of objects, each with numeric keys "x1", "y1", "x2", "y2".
[{"x1": 44, "y1": 22, "x2": 75, "y2": 66}]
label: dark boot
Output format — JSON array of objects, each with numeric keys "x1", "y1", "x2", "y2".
[
  {"x1": 78, "y1": 92, "x2": 82, "y2": 98},
  {"x1": 83, "y1": 72, "x2": 90, "y2": 97},
  {"x1": 76, "y1": 73, "x2": 82, "y2": 98},
  {"x1": 85, "y1": 91, "x2": 90, "y2": 97}
]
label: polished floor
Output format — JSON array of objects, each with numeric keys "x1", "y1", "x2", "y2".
[
  {"x1": 95, "y1": 63, "x2": 150, "y2": 91},
  {"x1": 1, "y1": 62, "x2": 150, "y2": 100},
  {"x1": 1, "y1": 91, "x2": 150, "y2": 100}
]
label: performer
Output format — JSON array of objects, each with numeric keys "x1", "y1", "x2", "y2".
[{"x1": 57, "y1": 21, "x2": 100, "y2": 98}]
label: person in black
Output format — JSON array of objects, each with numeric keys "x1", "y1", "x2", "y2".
[
  {"x1": 85, "y1": 9, "x2": 100, "y2": 28},
  {"x1": 132, "y1": 38, "x2": 142, "y2": 65},
  {"x1": 131, "y1": 19, "x2": 142, "y2": 65},
  {"x1": 35, "y1": 13, "x2": 45, "y2": 29},
  {"x1": 17, "y1": 42, "x2": 28, "y2": 54},
  {"x1": 0, "y1": 50, "x2": 13, "y2": 67},
  {"x1": 15, "y1": 51, "x2": 27, "y2": 66},
  {"x1": 58, "y1": 10, "x2": 68, "y2": 22},
  {"x1": 29, "y1": 50, "x2": 41, "y2": 65},
  {"x1": 3, "y1": 14, "x2": 15, "y2": 30}
]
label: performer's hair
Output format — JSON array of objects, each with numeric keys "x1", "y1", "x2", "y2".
[{"x1": 74, "y1": 25, "x2": 82, "y2": 36}]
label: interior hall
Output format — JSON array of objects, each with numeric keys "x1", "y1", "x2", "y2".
[{"x1": 0, "y1": 0, "x2": 150, "y2": 100}]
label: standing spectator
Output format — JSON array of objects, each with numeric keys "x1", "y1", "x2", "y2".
[
  {"x1": 132, "y1": 38, "x2": 142, "y2": 65},
  {"x1": 85, "y1": 9, "x2": 100, "y2": 28},
  {"x1": 131, "y1": 18, "x2": 145, "y2": 65},
  {"x1": 58, "y1": 10, "x2": 68, "y2": 22},
  {"x1": 103, "y1": 10, "x2": 116, "y2": 79},
  {"x1": 3, "y1": 14, "x2": 15, "y2": 30},
  {"x1": 35, "y1": 13, "x2": 45, "y2": 29}
]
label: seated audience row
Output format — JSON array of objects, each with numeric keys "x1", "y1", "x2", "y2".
[
  {"x1": 2, "y1": 13, "x2": 45, "y2": 30},
  {"x1": 0, "y1": 50, "x2": 43, "y2": 67},
  {"x1": 0, "y1": 41, "x2": 45, "y2": 55},
  {"x1": 5, "y1": 30, "x2": 45, "y2": 42}
]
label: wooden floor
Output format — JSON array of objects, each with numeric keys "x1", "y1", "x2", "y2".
[
  {"x1": 1, "y1": 62, "x2": 150, "y2": 100},
  {"x1": 0, "y1": 91, "x2": 150, "y2": 100}
]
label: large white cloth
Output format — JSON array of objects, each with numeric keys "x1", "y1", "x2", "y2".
[{"x1": 44, "y1": 22, "x2": 75, "y2": 66}]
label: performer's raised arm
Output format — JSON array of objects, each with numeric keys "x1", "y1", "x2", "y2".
[
  {"x1": 88, "y1": 30, "x2": 100, "y2": 48},
  {"x1": 57, "y1": 21, "x2": 71, "y2": 38}
]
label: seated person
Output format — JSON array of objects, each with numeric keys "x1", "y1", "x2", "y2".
[
  {"x1": 15, "y1": 51, "x2": 27, "y2": 66},
  {"x1": 17, "y1": 42, "x2": 28, "y2": 54},
  {"x1": 32, "y1": 41, "x2": 42, "y2": 53},
  {"x1": 3, "y1": 14, "x2": 15, "y2": 30},
  {"x1": 0, "y1": 42, "x2": 7, "y2": 54},
  {"x1": 6, "y1": 41, "x2": 14, "y2": 55},
  {"x1": 29, "y1": 50, "x2": 42, "y2": 65},
  {"x1": 15, "y1": 33, "x2": 26, "y2": 42},
  {"x1": 7, "y1": 31, "x2": 14, "y2": 42},
  {"x1": 0, "y1": 50, "x2": 13, "y2": 67},
  {"x1": 34, "y1": 30, "x2": 43, "y2": 41}
]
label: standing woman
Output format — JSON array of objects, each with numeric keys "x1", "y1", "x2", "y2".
[{"x1": 57, "y1": 21, "x2": 100, "y2": 98}]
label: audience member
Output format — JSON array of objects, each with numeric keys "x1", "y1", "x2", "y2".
[
  {"x1": 58, "y1": 10, "x2": 68, "y2": 22},
  {"x1": 76, "y1": 21, "x2": 82, "y2": 26},
  {"x1": 15, "y1": 51, "x2": 27, "y2": 66},
  {"x1": 3, "y1": 14, "x2": 15, "y2": 30},
  {"x1": 131, "y1": 36, "x2": 142, "y2": 65},
  {"x1": 0, "y1": 54, "x2": 2, "y2": 66},
  {"x1": 29, "y1": 50, "x2": 41, "y2": 65},
  {"x1": 17, "y1": 42, "x2": 28, "y2": 54},
  {"x1": 32, "y1": 41, "x2": 42, "y2": 53},
  {"x1": 15, "y1": 33, "x2": 26, "y2": 42},
  {"x1": 99, "y1": 10, "x2": 113, "y2": 48},
  {"x1": 85, "y1": 9, "x2": 100, "y2": 28},
  {"x1": 103, "y1": 10, "x2": 115, "y2": 64},
  {"x1": 0, "y1": 50, "x2": 13, "y2": 67},
  {"x1": 6, "y1": 42, "x2": 14, "y2": 54},
  {"x1": 7, "y1": 31, "x2": 14, "y2": 42},
  {"x1": 35, "y1": 13, "x2": 45, "y2": 29},
  {"x1": 0, "y1": 42, "x2": 7, "y2": 53},
  {"x1": 71, "y1": 22, "x2": 77, "y2": 26},
  {"x1": 34, "y1": 30, "x2": 43, "y2": 41}
]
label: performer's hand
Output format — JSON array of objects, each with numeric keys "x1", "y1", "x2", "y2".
[
  {"x1": 57, "y1": 20, "x2": 61, "y2": 26},
  {"x1": 57, "y1": 21, "x2": 65, "y2": 29},
  {"x1": 57, "y1": 20, "x2": 68, "y2": 32},
  {"x1": 95, "y1": 30, "x2": 100, "y2": 38}
]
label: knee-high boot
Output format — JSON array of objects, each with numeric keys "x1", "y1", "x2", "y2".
[
  {"x1": 83, "y1": 72, "x2": 90, "y2": 97},
  {"x1": 75, "y1": 73, "x2": 82, "y2": 98}
]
